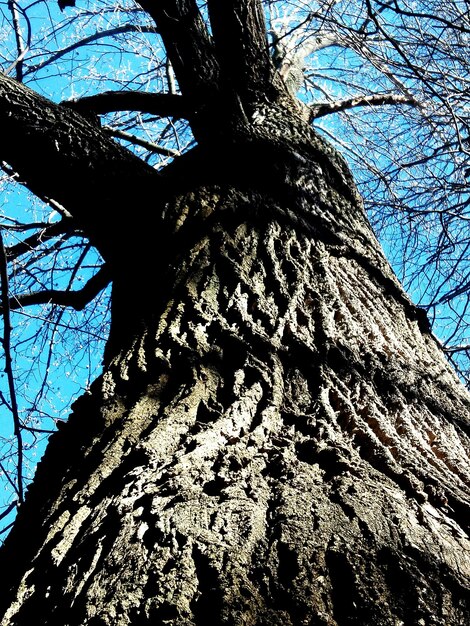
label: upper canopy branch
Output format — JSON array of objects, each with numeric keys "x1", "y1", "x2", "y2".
[
  {"x1": 138, "y1": 0, "x2": 220, "y2": 103},
  {"x1": 207, "y1": 0, "x2": 274, "y2": 100}
]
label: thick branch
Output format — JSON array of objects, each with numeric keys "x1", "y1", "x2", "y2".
[
  {"x1": 309, "y1": 93, "x2": 418, "y2": 120},
  {"x1": 0, "y1": 498, "x2": 17, "y2": 523},
  {"x1": 275, "y1": 32, "x2": 339, "y2": 96},
  {"x1": 207, "y1": 0, "x2": 273, "y2": 98},
  {"x1": 0, "y1": 72, "x2": 160, "y2": 263},
  {"x1": 63, "y1": 91, "x2": 192, "y2": 119},
  {"x1": 138, "y1": 0, "x2": 219, "y2": 102},
  {"x1": 8, "y1": 264, "x2": 111, "y2": 311}
]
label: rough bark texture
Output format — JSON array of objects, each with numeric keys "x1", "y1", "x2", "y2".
[{"x1": 1, "y1": 100, "x2": 469, "y2": 625}]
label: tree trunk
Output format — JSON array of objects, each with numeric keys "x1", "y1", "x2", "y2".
[{"x1": 1, "y1": 104, "x2": 470, "y2": 626}]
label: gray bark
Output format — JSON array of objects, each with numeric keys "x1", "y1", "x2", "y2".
[{"x1": 0, "y1": 99, "x2": 469, "y2": 625}]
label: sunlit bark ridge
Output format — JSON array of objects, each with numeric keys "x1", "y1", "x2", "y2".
[{"x1": 0, "y1": 0, "x2": 469, "y2": 623}]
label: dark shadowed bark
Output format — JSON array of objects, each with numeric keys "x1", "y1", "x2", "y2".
[
  {"x1": 0, "y1": 72, "x2": 162, "y2": 264},
  {"x1": 0, "y1": 1, "x2": 469, "y2": 624}
]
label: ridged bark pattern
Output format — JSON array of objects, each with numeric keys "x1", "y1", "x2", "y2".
[{"x1": 1, "y1": 107, "x2": 469, "y2": 626}]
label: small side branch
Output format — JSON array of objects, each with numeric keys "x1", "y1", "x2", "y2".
[
  {"x1": 0, "y1": 230, "x2": 23, "y2": 504},
  {"x1": 103, "y1": 127, "x2": 180, "y2": 158},
  {"x1": 5, "y1": 219, "x2": 73, "y2": 261},
  {"x1": 443, "y1": 345, "x2": 470, "y2": 355},
  {"x1": 26, "y1": 25, "x2": 158, "y2": 75},
  {"x1": 6, "y1": 0, "x2": 30, "y2": 82},
  {"x1": 8, "y1": 264, "x2": 112, "y2": 312},
  {"x1": 310, "y1": 93, "x2": 418, "y2": 120}
]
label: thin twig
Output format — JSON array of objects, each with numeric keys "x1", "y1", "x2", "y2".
[
  {"x1": 26, "y1": 25, "x2": 158, "y2": 75},
  {"x1": 310, "y1": 93, "x2": 417, "y2": 120},
  {"x1": 0, "y1": 230, "x2": 23, "y2": 503},
  {"x1": 0, "y1": 460, "x2": 19, "y2": 496}
]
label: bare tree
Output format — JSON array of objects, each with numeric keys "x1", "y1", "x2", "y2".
[{"x1": 0, "y1": 0, "x2": 469, "y2": 623}]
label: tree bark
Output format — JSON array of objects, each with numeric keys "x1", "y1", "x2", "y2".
[
  {"x1": 0, "y1": 73, "x2": 159, "y2": 263},
  {"x1": 0, "y1": 97, "x2": 469, "y2": 625}
]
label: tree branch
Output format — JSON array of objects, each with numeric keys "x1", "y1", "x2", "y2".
[
  {"x1": 309, "y1": 93, "x2": 418, "y2": 120},
  {"x1": 25, "y1": 25, "x2": 158, "y2": 76},
  {"x1": 7, "y1": 263, "x2": 111, "y2": 312},
  {"x1": 63, "y1": 91, "x2": 192, "y2": 119},
  {"x1": 443, "y1": 345, "x2": 470, "y2": 354},
  {"x1": 102, "y1": 127, "x2": 180, "y2": 158},
  {"x1": 0, "y1": 498, "x2": 17, "y2": 522},
  {"x1": 0, "y1": 72, "x2": 160, "y2": 263},
  {"x1": 5, "y1": 219, "x2": 73, "y2": 261},
  {"x1": 373, "y1": 0, "x2": 470, "y2": 35},
  {"x1": 138, "y1": 0, "x2": 219, "y2": 102},
  {"x1": 207, "y1": 0, "x2": 273, "y2": 98},
  {"x1": 6, "y1": 0, "x2": 30, "y2": 82},
  {"x1": 0, "y1": 229, "x2": 23, "y2": 503},
  {"x1": 269, "y1": 8, "x2": 340, "y2": 97}
]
